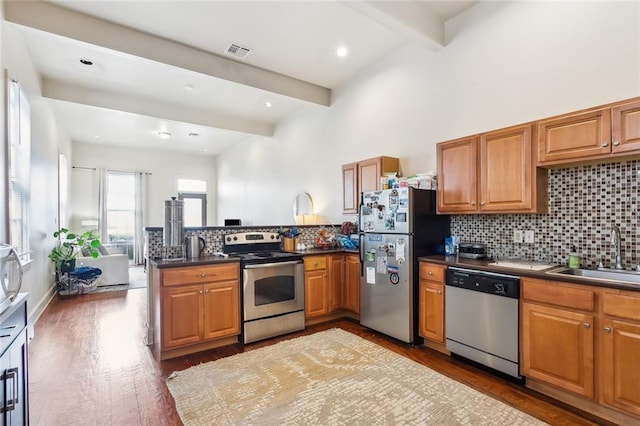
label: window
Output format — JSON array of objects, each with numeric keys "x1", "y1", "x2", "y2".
[
  {"x1": 178, "y1": 178, "x2": 207, "y2": 227},
  {"x1": 7, "y1": 78, "x2": 31, "y2": 263},
  {"x1": 106, "y1": 171, "x2": 135, "y2": 258}
]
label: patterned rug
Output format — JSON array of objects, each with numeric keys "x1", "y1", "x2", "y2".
[{"x1": 166, "y1": 329, "x2": 547, "y2": 426}]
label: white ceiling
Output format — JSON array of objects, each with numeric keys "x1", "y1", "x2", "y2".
[{"x1": 5, "y1": 0, "x2": 477, "y2": 156}]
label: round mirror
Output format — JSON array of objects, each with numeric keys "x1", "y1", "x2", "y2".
[{"x1": 293, "y1": 193, "x2": 314, "y2": 224}]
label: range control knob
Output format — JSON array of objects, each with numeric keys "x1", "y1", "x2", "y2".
[
  {"x1": 226, "y1": 236, "x2": 231, "y2": 242},
  {"x1": 270, "y1": 235, "x2": 275, "y2": 239},
  {"x1": 233, "y1": 236, "x2": 238, "y2": 241},
  {"x1": 275, "y1": 235, "x2": 280, "y2": 239}
]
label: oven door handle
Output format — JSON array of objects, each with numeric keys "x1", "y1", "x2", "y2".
[{"x1": 244, "y1": 260, "x2": 302, "y2": 269}]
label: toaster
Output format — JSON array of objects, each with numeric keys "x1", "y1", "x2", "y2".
[{"x1": 458, "y1": 242, "x2": 486, "y2": 259}]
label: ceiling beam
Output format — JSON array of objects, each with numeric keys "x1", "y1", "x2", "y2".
[
  {"x1": 4, "y1": 0, "x2": 331, "y2": 107},
  {"x1": 42, "y1": 79, "x2": 275, "y2": 137},
  {"x1": 344, "y1": 1, "x2": 445, "y2": 49}
]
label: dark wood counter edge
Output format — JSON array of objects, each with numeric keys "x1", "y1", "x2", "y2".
[
  {"x1": 419, "y1": 255, "x2": 640, "y2": 292},
  {"x1": 149, "y1": 256, "x2": 240, "y2": 268},
  {"x1": 296, "y1": 248, "x2": 359, "y2": 255},
  {"x1": 144, "y1": 224, "x2": 344, "y2": 232}
]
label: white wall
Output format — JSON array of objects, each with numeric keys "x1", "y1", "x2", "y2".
[
  {"x1": 3, "y1": 24, "x2": 73, "y2": 325},
  {"x1": 217, "y1": 1, "x2": 640, "y2": 226},
  {"x1": 71, "y1": 143, "x2": 217, "y2": 227}
]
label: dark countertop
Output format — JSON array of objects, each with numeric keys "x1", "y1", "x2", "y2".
[
  {"x1": 149, "y1": 256, "x2": 240, "y2": 268},
  {"x1": 419, "y1": 255, "x2": 640, "y2": 292},
  {"x1": 149, "y1": 249, "x2": 358, "y2": 269}
]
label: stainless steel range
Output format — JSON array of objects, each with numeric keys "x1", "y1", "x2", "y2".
[{"x1": 223, "y1": 232, "x2": 304, "y2": 344}]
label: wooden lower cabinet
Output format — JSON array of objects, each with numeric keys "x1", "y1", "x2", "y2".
[
  {"x1": 521, "y1": 278, "x2": 595, "y2": 399},
  {"x1": 328, "y1": 254, "x2": 344, "y2": 312},
  {"x1": 418, "y1": 262, "x2": 446, "y2": 344},
  {"x1": 601, "y1": 290, "x2": 640, "y2": 417},
  {"x1": 344, "y1": 254, "x2": 360, "y2": 314},
  {"x1": 304, "y1": 253, "x2": 360, "y2": 319},
  {"x1": 521, "y1": 302, "x2": 594, "y2": 398},
  {"x1": 153, "y1": 262, "x2": 240, "y2": 359}
]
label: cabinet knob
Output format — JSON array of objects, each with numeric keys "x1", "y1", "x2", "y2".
[
  {"x1": 612, "y1": 141, "x2": 620, "y2": 146},
  {"x1": 583, "y1": 323, "x2": 590, "y2": 329},
  {"x1": 204, "y1": 289, "x2": 209, "y2": 294},
  {"x1": 199, "y1": 290, "x2": 203, "y2": 294},
  {"x1": 437, "y1": 290, "x2": 442, "y2": 295},
  {"x1": 604, "y1": 327, "x2": 612, "y2": 334},
  {"x1": 601, "y1": 142, "x2": 609, "y2": 147},
  {"x1": 470, "y1": 201, "x2": 476, "y2": 206},
  {"x1": 428, "y1": 271, "x2": 433, "y2": 275},
  {"x1": 480, "y1": 202, "x2": 485, "y2": 206},
  {"x1": 200, "y1": 273, "x2": 207, "y2": 278}
]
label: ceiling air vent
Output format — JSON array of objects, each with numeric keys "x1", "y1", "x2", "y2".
[{"x1": 225, "y1": 43, "x2": 251, "y2": 60}]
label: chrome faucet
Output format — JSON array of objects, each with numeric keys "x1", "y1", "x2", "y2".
[{"x1": 611, "y1": 225, "x2": 623, "y2": 270}]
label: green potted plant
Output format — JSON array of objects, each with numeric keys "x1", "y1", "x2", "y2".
[{"x1": 48, "y1": 228, "x2": 101, "y2": 273}]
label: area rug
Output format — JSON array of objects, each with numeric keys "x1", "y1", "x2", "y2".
[{"x1": 166, "y1": 328, "x2": 547, "y2": 426}]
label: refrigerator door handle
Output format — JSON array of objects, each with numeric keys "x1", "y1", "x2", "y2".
[{"x1": 359, "y1": 233, "x2": 364, "y2": 276}]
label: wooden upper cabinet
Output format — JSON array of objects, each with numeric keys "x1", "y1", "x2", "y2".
[
  {"x1": 437, "y1": 125, "x2": 546, "y2": 214},
  {"x1": 342, "y1": 156, "x2": 399, "y2": 214},
  {"x1": 437, "y1": 136, "x2": 478, "y2": 213},
  {"x1": 342, "y1": 162, "x2": 358, "y2": 214},
  {"x1": 358, "y1": 156, "x2": 399, "y2": 193},
  {"x1": 538, "y1": 97, "x2": 640, "y2": 166},
  {"x1": 538, "y1": 107, "x2": 611, "y2": 164},
  {"x1": 480, "y1": 124, "x2": 534, "y2": 211},
  {"x1": 612, "y1": 99, "x2": 640, "y2": 154}
]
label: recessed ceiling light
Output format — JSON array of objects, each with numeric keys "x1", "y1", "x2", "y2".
[
  {"x1": 94, "y1": 135, "x2": 100, "y2": 139},
  {"x1": 188, "y1": 132, "x2": 199, "y2": 137},
  {"x1": 158, "y1": 131, "x2": 171, "y2": 139},
  {"x1": 79, "y1": 58, "x2": 94, "y2": 66},
  {"x1": 184, "y1": 84, "x2": 194, "y2": 92},
  {"x1": 203, "y1": 149, "x2": 209, "y2": 152},
  {"x1": 336, "y1": 46, "x2": 348, "y2": 58},
  {"x1": 264, "y1": 101, "x2": 273, "y2": 108}
]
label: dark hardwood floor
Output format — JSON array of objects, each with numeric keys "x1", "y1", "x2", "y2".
[{"x1": 29, "y1": 289, "x2": 611, "y2": 425}]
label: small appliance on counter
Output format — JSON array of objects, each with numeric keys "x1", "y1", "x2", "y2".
[{"x1": 458, "y1": 242, "x2": 486, "y2": 259}]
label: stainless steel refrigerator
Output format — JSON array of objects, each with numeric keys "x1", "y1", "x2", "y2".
[{"x1": 359, "y1": 187, "x2": 449, "y2": 343}]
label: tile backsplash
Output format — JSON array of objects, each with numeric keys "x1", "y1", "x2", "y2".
[{"x1": 451, "y1": 160, "x2": 639, "y2": 269}]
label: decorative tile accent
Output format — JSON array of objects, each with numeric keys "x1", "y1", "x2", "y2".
[{"x1": 451, "y1": 160, "x2": 639, "y2": 269}]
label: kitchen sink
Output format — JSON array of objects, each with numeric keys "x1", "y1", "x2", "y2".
[{"x1": 547, "y1": 266, "x2": 640, "y2": 285}]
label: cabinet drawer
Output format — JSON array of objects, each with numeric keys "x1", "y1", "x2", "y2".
[
  {"x1": 304, "y1": 256, "x2": 327, "y2": 271},
  {"x1": 522, "y1": 278, "x2": 594, "y2": 312},
  {"x1": 162, "y1": 263, "x2": 239, "y2": 286},
  {"x1": 419, "y1": 262, "x2": 445, "y2": 282},
  {"x1": 0, "y1": 299, "x2": 26, "y2": 356},
  {"x1": 603, "y1": 290, "x2": 640, "y2": 322}
]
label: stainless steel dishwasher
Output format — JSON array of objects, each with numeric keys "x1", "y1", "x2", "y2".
[{"x1": 445, "y1": 267, "x2": 521, "y2": 378}]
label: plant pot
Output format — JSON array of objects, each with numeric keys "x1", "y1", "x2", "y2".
[{"x1": 60, "y1": 259, "x2": 76, "y2": 273}]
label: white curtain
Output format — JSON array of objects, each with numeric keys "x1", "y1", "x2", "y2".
[
  {"x1": 134, "y1": 171, "x2": 148, "y2": 265},
  {"x1": 97, "y1": 168, "x2": 108, "y2": 242}
]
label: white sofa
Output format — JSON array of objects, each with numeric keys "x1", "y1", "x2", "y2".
[{"x1": 77, "y1": 254, "x2": 130, "y2": 286}]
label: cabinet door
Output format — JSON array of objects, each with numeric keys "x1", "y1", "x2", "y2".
[
  {"x1": 419, "y1": 281, "x2": 445, "y2": 343},
  {"x1": 203, "y1": 281, "x2": 239, "y2": 341},
  {"x1": 521, "y1": 302, "x2": 594, "y2": 398},
  {"x1": 612, "y1": 100, "x2": 640, "y2": 154},
  {"x1": 538, "y1": 107, "x2": 611, "y2": 164},
  {"x1": 358, "y1": 158, "x2": 382, "y2": 193},
  {"x1": 602, "y1": 319, "x2": 640, "y2": 416},
  {"x1": 305, "y1": 269, "x2": 328, "y2": 318},
  {"x1": 342, "y1": 162, "x2": 358, "y2": 214},
  {"x1": 437, "y1": 136, "x2": 478, "y2": 213},
  {"x1": 480, "y1": 124, "x2": 533, "y2": 211},
  {"x1": 328, "y1": 254, "x2": 344, "y2": 313},
  {"x1": 162, "y1": 284, "x2": 203, "y2": 349},
  {"x1": 344, "y1": 254, "x2": 360, "y2": 314}
]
